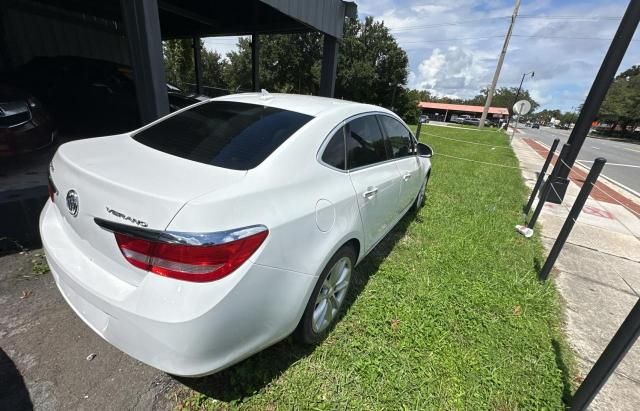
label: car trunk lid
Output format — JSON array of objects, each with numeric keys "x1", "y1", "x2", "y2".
[{"x1": 49, "y1": 134, "x2": 246, "y2": 285}]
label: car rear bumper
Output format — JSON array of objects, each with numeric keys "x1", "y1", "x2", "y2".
[{"x1": 40, "y1": 201, "x2": 315, "y2": 376}]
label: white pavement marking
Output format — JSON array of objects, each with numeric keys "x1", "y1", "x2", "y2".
[
  {"x1": 578, "y1": 161, "x2": 640, "y2": 169},
  {"x1": 528, "y1": 140, "x2": 640, "y2": 201},
  {"x1": 624, "y1": 147, "x2": 640, "y2": 153}
]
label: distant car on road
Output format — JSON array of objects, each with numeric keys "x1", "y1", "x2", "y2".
[
  {"x1": 419, "y1": 115, "x2": 429, "y2": 124},
  {"x1": 0, "y1": 84, "x2": 56, "y2": 156},
  {"x1": 531, "y1": 123, "x2": 540, "y2": 129},
  {"x1": 451, "y1": 114, "x2": 471, "y2": 124},
  {"x1": 484, "y1": 119, "x2": 498, "y2": 127},
  {"x1": 462, "y1": 117, "x2": 480, "y2": 126}
]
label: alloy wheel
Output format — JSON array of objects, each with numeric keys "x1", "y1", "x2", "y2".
[{"x1": 312, "y1": 256, "x2": 352, "y2": 333}]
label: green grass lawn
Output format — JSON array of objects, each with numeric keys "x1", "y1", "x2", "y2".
[{"x1": 179, "y1": 125, "x2": 573, "y2": 410}]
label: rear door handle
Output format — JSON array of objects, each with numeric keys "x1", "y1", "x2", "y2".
[
  {"x1": 363, "y1": 187, "x2": 378, "y2": 198},
  {"x1": 402, "y1": 173, "x2": 412, "y2": 181}
]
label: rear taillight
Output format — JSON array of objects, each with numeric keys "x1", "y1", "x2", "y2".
[{"x1": 113, "y1": 229, "x2": 268, "y2": 282}]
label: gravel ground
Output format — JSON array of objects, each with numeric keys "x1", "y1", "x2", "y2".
[{"x1": 0, "y1": 248, "x2": 180, "y2": 410}]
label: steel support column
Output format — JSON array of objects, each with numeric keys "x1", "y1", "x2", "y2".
[
  {"x1": 552, "y1": 0, "x2": 640, "y2": 201},
  {"x1": 319, "y1": 34, "x2": 338, "y2": 97},
  {"x1": 252, "y1": 33, "x2": 260, "y2": 92},
  {"x1": 121, "y1": 0, "x2": 169, "y2": 125},
  {"x1": 193, "y1": 37, "x2": 203, "y2": 95}
]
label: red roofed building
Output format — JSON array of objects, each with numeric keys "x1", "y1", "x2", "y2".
[{"x1": 417, "y1": 102, "x2": 509, "y2": 123}]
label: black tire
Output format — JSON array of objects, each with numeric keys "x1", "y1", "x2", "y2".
[
  {"x1": 411, "y1": 173, "x2": 429, "y2": 212},
  {"x1": 294, "y1": 244, "x2": 356, "y2": 345}
]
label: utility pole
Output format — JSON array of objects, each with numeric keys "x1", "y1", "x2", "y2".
[
  {"x1": 479, "y1": 0, "x2": 521, "y2": 128},
  {"x1": 513, "y1": 71, "x2": 534, "y2": 109}
]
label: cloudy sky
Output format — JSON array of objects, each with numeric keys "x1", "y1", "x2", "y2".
[{"x1": 204, "y1": 0, "x2": 639, "y2": 111}]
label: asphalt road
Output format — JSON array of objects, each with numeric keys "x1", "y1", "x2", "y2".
[{"x1": 517, "y1": 126, "x2": 640, "y2": 195}]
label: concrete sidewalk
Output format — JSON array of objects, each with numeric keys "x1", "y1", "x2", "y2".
[{"x1": 512, "y1": 135, "x2": 640, "y2": 410}]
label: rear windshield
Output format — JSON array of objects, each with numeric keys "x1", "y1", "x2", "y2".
[{"x1": 132, "y1": 101, "x2": 313, "y2": 170}]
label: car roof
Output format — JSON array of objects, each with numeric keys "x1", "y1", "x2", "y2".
[{"x1": 213, "y1": 92, "x2": 388, "y2": 117}]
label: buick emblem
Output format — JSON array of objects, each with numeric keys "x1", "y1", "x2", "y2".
[{"x1": 66, "y1": 190, "x2": 79, "y2": 217}]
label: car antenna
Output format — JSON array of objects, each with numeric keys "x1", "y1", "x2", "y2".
[{"x1": 260, "y1": 89, "x2": 273, "y2": 100}]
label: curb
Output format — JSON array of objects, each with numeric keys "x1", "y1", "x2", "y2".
[{"x1": 533, "y1": 139, "x2": 640, "y2": 202}]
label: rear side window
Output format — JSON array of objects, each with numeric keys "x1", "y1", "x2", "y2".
[
  {"x1": 378, "y1": 115, "x2": 414, "y2": 158},
  {"x1": 132, "y1": 101, "x2": 313, "y2": 170},
  {"x1": 321, "y1": 127, "x2": 346, "y2": 170},
  {"x1": 345, "y1": 115, "x2": 389, "y2": 169}
]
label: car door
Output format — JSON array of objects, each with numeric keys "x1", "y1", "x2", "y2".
[
  {"x1": 378, "y1": 115, "x2": 422, "y2": 212},
  {"x1": 346, "y1": 115, "x2": 402, "y2": 251}
]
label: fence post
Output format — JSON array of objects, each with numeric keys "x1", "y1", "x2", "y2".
[
  {"x1": 416, "y1": 122, "x2": 422, "y2": 141},
  {"x1": 525, "y1": 143, "x2": 571, "y2": 231},
  {"x1": 539, "y1": 157, "x2": 606, "y2": 281},
  {"x1": 571, "y1": 297, "x2": 640, "y2": 410},
  {"x1": 524, "y1": 138, "x2": 560, "y2": 216}
]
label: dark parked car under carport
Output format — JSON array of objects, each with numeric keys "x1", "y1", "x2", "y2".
[
  {"x1": 7, "y1": 56, "x2": 201, "y2": 135},
  {"x1": 0, "y1": 84, "x2": 56, "y2": 156}
]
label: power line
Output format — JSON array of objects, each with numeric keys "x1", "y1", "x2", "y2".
[
  {"x1": 518, "y1": 15, "x2": 621, "y2": 21},
  {"x1": 512, "y1": 34, "x2": 640, "y2": 41},
  {"x1": 401, "y1": 34, "x2": 639, "y2": 50},
  {"x1": 389, "y1": 16, "x2": 509, "y2": 32},
  {"x1": 388, "y1": 15, "x2": 621, "y2": 33},
  {"x1": 400, "y1": 35, "x2": 503, "y2": 44}
]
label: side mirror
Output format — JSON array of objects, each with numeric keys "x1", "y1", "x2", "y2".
[{"x1": 417, "y1": 142, "x2": 433, "y2": 158}]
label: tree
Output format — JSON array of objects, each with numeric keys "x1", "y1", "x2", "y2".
[
  {"x1": 335, "y1": 17, "x2": 409, "y2": 110},
  {"x1": 600, "y1": 65, "x2": 640, "y2": 134},
  {"x1": 224, "y1": 33, "x2": 323, "y2": 94},
  {"x1": 200, "y1": 47, "x2": 229, "y2": 94},
  {"x1": 163, "y1": 39, "x2": 194, "y2": 90},
  {"x1": 222, "y1": 17, "x2": 412, "y2": 119},
  {"x1": 467, "y1": 87, "x2": 538, "y2": 115},
  {"x1": 164, "y1": 39, "x2": 228, "y2": 94}
]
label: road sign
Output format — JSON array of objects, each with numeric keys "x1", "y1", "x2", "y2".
[{"x1": 513, "y1": 100, "x2": 531, "y2": 115}]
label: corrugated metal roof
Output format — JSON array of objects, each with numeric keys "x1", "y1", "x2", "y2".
[
  {"x1": 260, "y1": 0, "x2": 356, "y2": 38},
  {"x1": 418, "y1": 101, "x2": 509, "y2": 115}
]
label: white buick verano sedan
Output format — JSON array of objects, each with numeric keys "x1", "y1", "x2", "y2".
[{"x1": 40, "y1": 93, "x2": 432, "y2": 377}]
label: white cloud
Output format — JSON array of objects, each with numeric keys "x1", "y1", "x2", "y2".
[
  {"x1": 203, "y1": 36, "x2": 246, "y2": 61},
  {"x1": 412, "y1": 47, "x2": 490, "y2": 98},
  {"x1": 358, "y1": 0, "x2": 640, "y2": 111}
]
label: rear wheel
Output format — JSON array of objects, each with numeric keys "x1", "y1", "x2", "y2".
[{"x1": 295, "y1": 245, "x2": 355, "y2": 344}]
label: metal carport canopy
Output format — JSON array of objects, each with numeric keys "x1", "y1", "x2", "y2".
[
  {"x1": 17, "y1": 0, "x2": 357, "y2": 38},
  {"x1": 2, "y1": 0, "x2": 357, "y2": 122}
]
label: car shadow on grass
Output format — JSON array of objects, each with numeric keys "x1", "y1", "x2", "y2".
[{"x1": 174, "y1": 211, "x2": 416, "y2": 404}]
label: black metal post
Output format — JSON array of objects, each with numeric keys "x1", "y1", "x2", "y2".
[
  {"x1": 571, "y1": 297, "x2": 640, "y2": 410},
  {"x1": 193, "y1": 37, "x2": 202, "y2": 95},
  {"x1": 544, "y1": 142, "x2": 572, "y2": 204},
  {"x1": 527, "y1": 143, "x2": 570, "y2": 228},
  {"x1": 416, "y1": 122, "x2": 422, "y2": 141},
  {"x1": 120, "y1": 0, "x2": 170, "y2": 124},
  {"x1": 539, "y1": 158, "x2": 606, "y2": 281},
  {"x1": 251, "y1": 33, "x2": 260, "y2": 92},
  {"x1": 524, "y1": 138, "x2": 559, "y2": 215},
  {"x1": 553, "y1": 0, "x2": 640, "y2": 201},
  {"x1": 319, "y1": 35, "x2": 338, "y2": 97}
]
